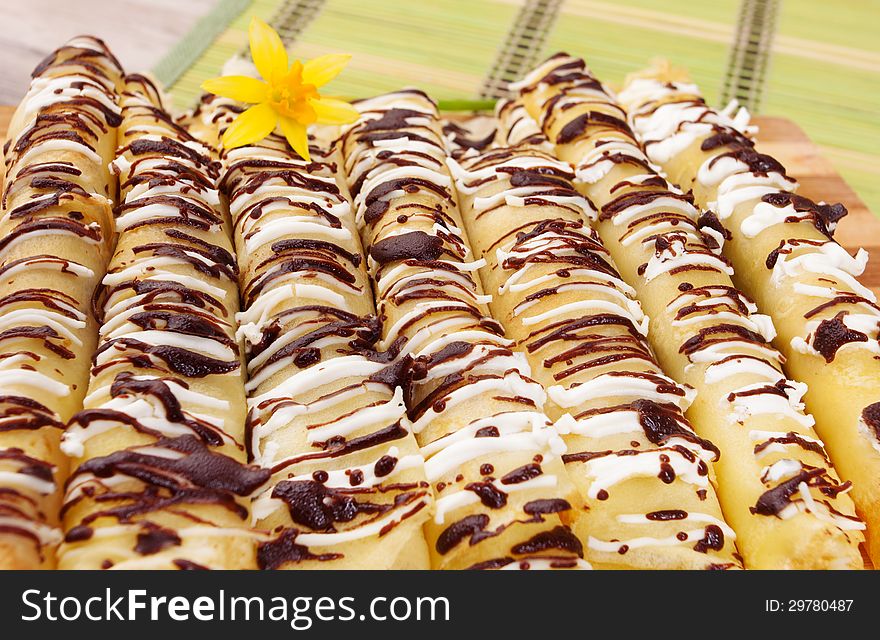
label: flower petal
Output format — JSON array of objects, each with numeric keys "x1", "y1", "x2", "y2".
[
  {"x1": 302, "y1": 54, "x2": 351, "y2": 88},
  {"x1": 249, "y1": 16, "x2": 288, "y2": 83},
  {"x1": 201, "y1": 76, "x2": 267, "y2": 103},
  {"x1": 310, "y1": 97, "x2": 359, "y2": 125},
  {"x1": 221, "y1": 103, "x2": 278, "y2": 149},
  {"x1": 279, "y1": 116, "x2": 310, "y2": 161}
]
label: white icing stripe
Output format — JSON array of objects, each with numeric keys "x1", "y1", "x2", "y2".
[
  {"x1": 548, "y1": 372, "x2": 694, "y2": 411},
  {"x1": 424, "y1": 430, "x2": 564, "y2": 483},
  {"x1": 244, "y1": 217, "x2": 352, "y2": 253},
  {"x1": 519, "y1": 299, "x2": 648, "y2": 333},
  {"x1": 0, "y1": 516, "x2": 62, "y2": 546},
  {"x1": 795, "y1": 483, "x2": 864, "y2": 531},
  {"x1": 412, "y1": 371, "x2": 546, "y2": 434},
  {"x1": 419, "y1": 411, "x2": 549, "y2": 457},
  {"x1": 433, "y1": 474, "x2": 558, "y2": 525},
  {"x1": 0, "y1": 257, "x2": 93, "y2": 280},
  {"x1": 588, "y1": 528, "x2": 717, "y2": 553},
  {"x1": 248, "y1": 355, "x2": 387, "y2": 406},
  {"x1": 582, "y1": 449, "x2": 709, "y2": 499},
  {"x1": 0, "y1": 470, "x2": 55, "y2": 495},
  {"x1": 306, "y1": 387, "x2": 407, "y2": 443},
  {"x1": 0, "y1": 370, "x2": 69, "y2": 397},
  {"x1": 0, "y1": 309, "x2": 86, "y2": 344},
  {"x1": 728, "y1": 380, "x2": 816, "y2": 428},
  {"x1": 771, "y1": 241, "x2": 875, "y2": 301}
]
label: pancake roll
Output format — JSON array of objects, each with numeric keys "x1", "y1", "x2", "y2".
[
  {"x1": 338, "y1": 90, "x2": 590, "y2": 570},
  {"x1": 203, "y1": 95, "x2": 433, "y2": 569},
  {"x1": 618, "y1": 69, "x2": 880, "y2": 564},
  {"x1": 57, "y1": 76, "x2": 268, "y2": 569},
  {"x1": 446, "y1": 101, "x2": 740, "y2": 569},
  {"x1": 0, "y1": 37, "x2": 123, "y2": 568},
  {"x1": 513, "y1": 55, "x2": 864, "y2": 568}
]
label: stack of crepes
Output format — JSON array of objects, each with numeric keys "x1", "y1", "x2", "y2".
[{"x1": 0, "y1": 38, "x2": 875, "y2": 570}]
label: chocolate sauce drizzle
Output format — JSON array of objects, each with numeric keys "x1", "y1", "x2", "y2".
[
  {"x1": 511, "y1": 52, "x2": 865, "y2": 565},
  {"x1": 613, "y1": 66, "x2": 867, "y2": 550},
  {"x1": 58, "y1": 75, "x2": 271, "y2": 569},
  {"x1": 442, "y1": 82, "x2": 740, "y2": 568},
  {"x1": 339, "y1": 91, "x2": 588, "y2": 569},
  {"x1": 210, "y1": 94, "x2": 433, "y2": 569}
]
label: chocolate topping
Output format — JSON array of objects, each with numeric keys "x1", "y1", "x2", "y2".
[
  {"x1": 646, "y1": 509, "x2": 688, "y2": 521},
  {"x1": 257, "y1": 530, "x2": 342, "y2": 569},
  {"x1": 108, "y1": 373, "x2": 226, "y2": 446},
  {"x1": 0, "y1": 396, "x2": 64, "y2": 432},
  {"x1": 709, "y1": 148, "x2": 786, "y2": 179},
  {"x1": 693, "y1": 525, "x2": 725, "y2": 553},
  {"x1": 369, "y1": 231, "x2": 444, "y2": 264},
  {"x1": 751, "y1": 468, "x2": 827, "y2": 516},
  {"x1": 0, "y1": 218, "x2": 101, "y2": 254},
  {"x1": 701, "y1": 128, "x2": 752, "y2": 152},
  {"x1": 464, "y1": 481, "x2": 508, "y2": 509},
  {"x1": 74, "y1": 435, "x2": 269, "y2": 496},
  {"x1": 557, "y1": 111, "x2": 631, "y2": 145},
  {"x1": 510, "y1": 526, "x2": 583, "y2": 557},
  {"x1": 630, "y1": 399, "x2": 719, "y2": 459},
  {"x1": 862, "y1": 403, "x2": 880, "y2": 442},
  {"x1": 436, "y1": 514, "x2": 490, "y2": 555},
  {"x1": 93, "y1": 339, "x2": 239, "y2": 377},
  {"x1": 272, "y1": 480, "x2": 391, "y2": 531},
  {"x1": 600, "y1": 190, "x2": 692, "y2": 222},
  {"x1": 680, "y1": 323, "x2": 768, "y2": 357},
  {"x1": 363, "y1": 177, "x2": 451, "y2": 225},
  {"x1": 360, "y1": 108, "x2": 428, "y2": 132},
  {"x1": 753, "y1": 432, "x2": 828, "y2": 461},
  {"x1": 374, "y1": 455, "x2": 398, "y2": 477},
  {"x1": 760, "y1": 192, "x2": 847, "y2": 237},
  {"x1": 500, "y1": 463, "x2": 542, "y2": 485},
  {"x1": 64, "y1": 525, "x2": 93, "y2": 543},
  {"x1": 135, "y1": 526, "x2": 182, "y2": 555},
  {"x1": 812, "y1": 313, "x2": 868, "y2": 362},
  {"x1": 523, "y1": 499, "x2": 571, "y2": 515},
  {"x1": 173, "y1": 559, "x2": 209, "y2": 570},
  {"x1": 697, "y1": 210, "x2": 732, "y2": 248},
  {"x1": 411, "y1": 341, "x2": 472, "y2": 380}
]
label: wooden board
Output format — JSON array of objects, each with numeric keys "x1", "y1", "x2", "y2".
[
  {"x1": 0, "y1": 106, "x2": 874, "y2": 568},
  {"x1": 754, "y1": 117, "x2": 880, "y2": 298}
]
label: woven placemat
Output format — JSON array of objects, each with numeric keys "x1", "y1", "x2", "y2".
[
  {"x1": 151, "y1": 0, "x2": 879, "y2": 215},
  {"x1": 157, "y1": 0, "x2": 286, "y2": 107},
  {"x1": 720, "y1": 0, "x2": 780, "y2": 111}
]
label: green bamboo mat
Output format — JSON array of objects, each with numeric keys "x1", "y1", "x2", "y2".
[
  {"x1": 157, "y1": 0, "x2": 880, "y2": 216},
  {"x1": 159, "y1": 0, "x2": 283, "y2": 107},
  {"x1": 543, "y1": 0, "x2": 880, "y2": 217},
  {"x1": 284, "y1": 0, "x2": 519, "y2": 99}
]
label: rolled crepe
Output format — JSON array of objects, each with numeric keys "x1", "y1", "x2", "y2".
[
  {"x1": 57, "y1": 76, "x2": 268, "y2": 570},
  {"x1": 203, "y1": 95, "x2": 433, "y2": 569},
  {"x1": 617, "y1": 69, "x2": 880, "y2": 565},
  {"x1": 446, "y1": 101, "x2": 741, "y2": 569},
  {"x1": 514, "y1": 55, "x2": 864, "y2": 568},
  {"x1": 337, "y1": 90, "x2": 590, "y2": 570},
  {"x1": 0, "y1": 36, "x2": 123, "y2": 568}
]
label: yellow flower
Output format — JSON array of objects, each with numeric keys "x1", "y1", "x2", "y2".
[{"x1": 201, "y1": 16, "x2": 359, "y2": 160}]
